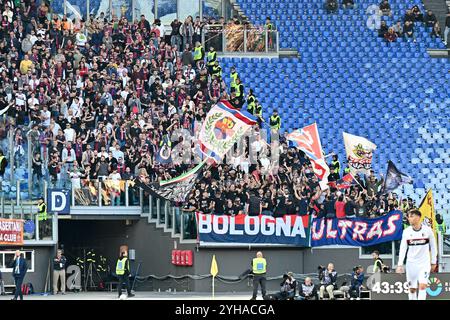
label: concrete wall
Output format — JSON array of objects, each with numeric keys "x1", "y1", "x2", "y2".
[
  {"x1": 58, "y1": 218, "x2": 377, "y2": 293},
  {"x1": 2, "y1": 246, "x2": 54, "y2": 293},
  {"x1": 191, "y1": 248, "x2": 304, "y2": 292}
]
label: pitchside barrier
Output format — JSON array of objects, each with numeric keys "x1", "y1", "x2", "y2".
[{"x1": 367, "y1": 272, "x2": 450, "y2": 300}]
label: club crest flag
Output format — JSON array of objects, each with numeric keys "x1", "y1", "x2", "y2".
[
  {"x1": 343, "y1": 132, "x2": 377, "y2": 174},
  {"x1": 198, "y1": 100, "x2": 257, "y2": 163},
  {"x1": 287, "y1": 123, "x2": 330, "y2": 190}
]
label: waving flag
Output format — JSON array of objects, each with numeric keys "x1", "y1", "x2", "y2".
[
  {"x1": 198, "y1": 100, "x2": 257, "y2": 163},
  {"x1": 329, "y1": 173, "x2": 357, "y2": 190},
  {"x1": 134, "y1": 161, "x2": 206, "y2": 203},
  {"x1": 381, "y1": 160, "x2": 413, "y2": 194},
  {"x1": 419, "y1": 189, "x2": 438, "y2": 242},
  {"x1": 287, "y1": 123, "x2": 330, "y2": 190},
  {"x1": 155, "y1": 134, "x2": 173, "y2": 164},
  {"x1": 343, "y1": 132, "x2": 377, "y2": 174}
]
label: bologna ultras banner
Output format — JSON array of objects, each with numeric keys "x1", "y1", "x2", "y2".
[
  {"x1": 311, "y1": 211, "x2": 403, "y2": 247},
  {"x1": 196, "y1": 213, "x2": 311, "y2": 246}
]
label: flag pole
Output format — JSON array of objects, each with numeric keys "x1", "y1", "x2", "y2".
[
  {"x1": 349, "y1": 172, "x2": 364, "y2": 189},
  {"x1": 212, "y1": 275, "x2": 215, "y2": 300}
]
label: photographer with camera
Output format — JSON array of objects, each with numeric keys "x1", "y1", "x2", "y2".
[
  {"x1": 348, "y1": 265, "x2": 365, "y2": 299},
  {"x1": 297, "y1": 277, "x2": 318, "y2": 300},
  {"x1": 273, "y1": 272, "x2": 297, "y2": 300},
  {"x1": 318, "y1": 263, "x2": 338, "y2": 300}
]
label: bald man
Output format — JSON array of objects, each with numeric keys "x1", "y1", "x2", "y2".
[{"x1": 250, "y1": 251, "x2": 267, "y2": 300}]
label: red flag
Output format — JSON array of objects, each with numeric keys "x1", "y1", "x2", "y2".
[{"x1": 336, "y1": 173, "x2": 356, "y2": 190}]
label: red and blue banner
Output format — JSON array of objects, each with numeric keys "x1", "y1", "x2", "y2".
[
  {"x1": 328, "y1": 173, "x2": 357, "y2": 190},
  {"x1": 196, "y1": 213, "x2": 311, "y2": 247},
  {"x1": 311, "y1": 211, "x2": 403, "y2": 247}
]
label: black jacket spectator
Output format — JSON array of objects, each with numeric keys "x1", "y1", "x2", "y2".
[
  {"x1": 378, "y1": 21, "x2": 389, "y2": 38},
  {"x1": 424, "y1": 11, "x2": 437, "y2": 28}
]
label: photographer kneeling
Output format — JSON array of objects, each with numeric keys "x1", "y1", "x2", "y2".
[
  {"x1": 273, "y1": 272, "x2": 297, "y2": 300},
  {"x1": 342, "y1": 265, "x2": 365, "y2": 299}
]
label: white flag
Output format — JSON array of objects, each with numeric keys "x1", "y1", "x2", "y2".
[{"x1": 343, "y1": 132, "x2": 377, "y2": 174}]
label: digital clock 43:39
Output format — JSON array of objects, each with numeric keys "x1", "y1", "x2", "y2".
[{"x1": 372, "y1": 281, "x2": 409, "y2": 294}]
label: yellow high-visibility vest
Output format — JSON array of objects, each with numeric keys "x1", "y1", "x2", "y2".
[
  {"x1": 194, "y1": 46, "x2": 203, "y2": 61},
  {"x1": 116, "y1": 257, "x2": 128, "y2": 275},
  {"x1": 252, "y1": 257, "x2": 267, "y2": 274},
  {"x1": 37, "y1": 203, "x2": 47, "y2": 221}
]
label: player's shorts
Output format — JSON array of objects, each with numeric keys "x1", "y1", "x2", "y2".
[{"x1": 406, "y1": 263, "x2": 430, "y2": 289}]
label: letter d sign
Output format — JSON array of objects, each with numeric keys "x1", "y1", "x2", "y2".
[{"x1": 48, "y1": 189, "x2": 70, "y2": 214}]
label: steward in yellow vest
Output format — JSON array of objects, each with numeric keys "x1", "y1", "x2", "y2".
[
  {"x1": 230, "y1": 66, "x2": 239, "y2": 92},
  {"x1": 206, "y1": 47, "x2": 217, "y2": 74},
  {"x1": 269, "y1": 110, "x2": 281, "y2": 131},
  {"x1": 37, "y1": 197, "x2": 47, "y2": 221},
  {"x1": 211, "y1": 61, "x2": 222, "y2": 80},
  {"x1": 116, "y1": 251, "x2": 134, "y2": 298},
  {"x1": 251, "y1": 251, "x2": 267, "y2": 300}
]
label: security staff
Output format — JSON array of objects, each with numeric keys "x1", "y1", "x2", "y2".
[
  {"x1": 37, "y1": 197, "x2": 48, "y2": 239},
  {"x1": 206, "y1": 46, "x2": 217, "y2": 74},
  {"x1": 211, "y1": 61, "x2": 222, "y2": 80},
  {"x1": 193, "y1": 41, "x2": 205, "y2": 70},
  {"x1": 251, "y1": 251, "x2": 267, "y2": 300},
  {"x1": 329, "y1": 154, "x2": 341, "y2": 181},
  {"x1": 343, "y1": 163, "x2": 350, "y2": 174},
  {"x1": 372, "y1": 250, "x2": 388, "y2": 273},
  {"x1": 116, "y1": 250, "x2": 135, "y2": 298},
  {"x1": 269, "y1": 110, "x2": 281, "y2": 131},
  {"x1": 230, "y1": 66, "x2": 239, "y2": 93},
  {"x1": 265, "y1": 17, "x2": 275, "y2": 49},
  {"x1": 246, "y1": 89, "x2": 256, "y2": 114},
  {"x1": 234, "y1": 78, "x2": 244, "y2": 107},
  {"x1": 436, "y1": 214, "x2": 447, "y2": 234}
]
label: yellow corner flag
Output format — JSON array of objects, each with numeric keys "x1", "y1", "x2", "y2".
[
  {"x1": 210, "y1": 255, "x2": 218, "y2": 277},
  {"x1": 210, "y1": 255, "x2": 218, "y2": 299},
  {"x1": 419, "y1": 189, "x2": 437, "y2": 237}
]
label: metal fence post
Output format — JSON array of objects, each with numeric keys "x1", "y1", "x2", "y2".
[
  {"x1": 156, "y1": 198, "x2": 160, "y2": 222},
  {"x1": 27, "y1": 131, "x2": 32, "y2": 201},
  {"x1": 35, "y1": 213, "x2": 39, "y2": 241},
  {"x1": 244, "y1": 28, "x2": 247, "y2": 53},
  {"x1": 99, "y1": 182, "x2": 102, "y2": 207},
  {"x1": 16, "y1": 180, "x2": 20, "y2": 207},
  {"x1": 125, "y1": 180, "x2": 129, "y2": 207},
  {"x1": 265, "y1": 29, "x2": 268, "y2": 53},
  {"x1": 9, "y1": 126, "x2": 14, "y2": 183}
]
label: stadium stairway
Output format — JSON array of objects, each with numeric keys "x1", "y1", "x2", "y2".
[
  {"x1": 422, "y1": 0, "x2": 450, "y2": 48},
  {"x1": 221, "y1": 0, "x2": 450, "y2": 214}
]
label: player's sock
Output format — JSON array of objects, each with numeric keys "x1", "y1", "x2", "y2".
[
  {"x1": 408, "y1": 292, "x2": 417, "y2": 300},
  {"x1": 417, "y1": 290, "x2": 427, "y2": 300}
]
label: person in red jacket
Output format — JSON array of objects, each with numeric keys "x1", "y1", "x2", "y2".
[
  {"x1": 335, "y1": 194, "x2": 347, "y2": 218},
  {"x1": 384, "y1": 27, "x2": 398, "y2": 43}
]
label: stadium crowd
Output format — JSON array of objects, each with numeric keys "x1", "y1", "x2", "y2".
[
  {"x1": 375, "y1": 1, "x2": 441, "y2": 43},
  {"x1": 0, "y1": 1, "x2": 415, "y2": 222}
]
